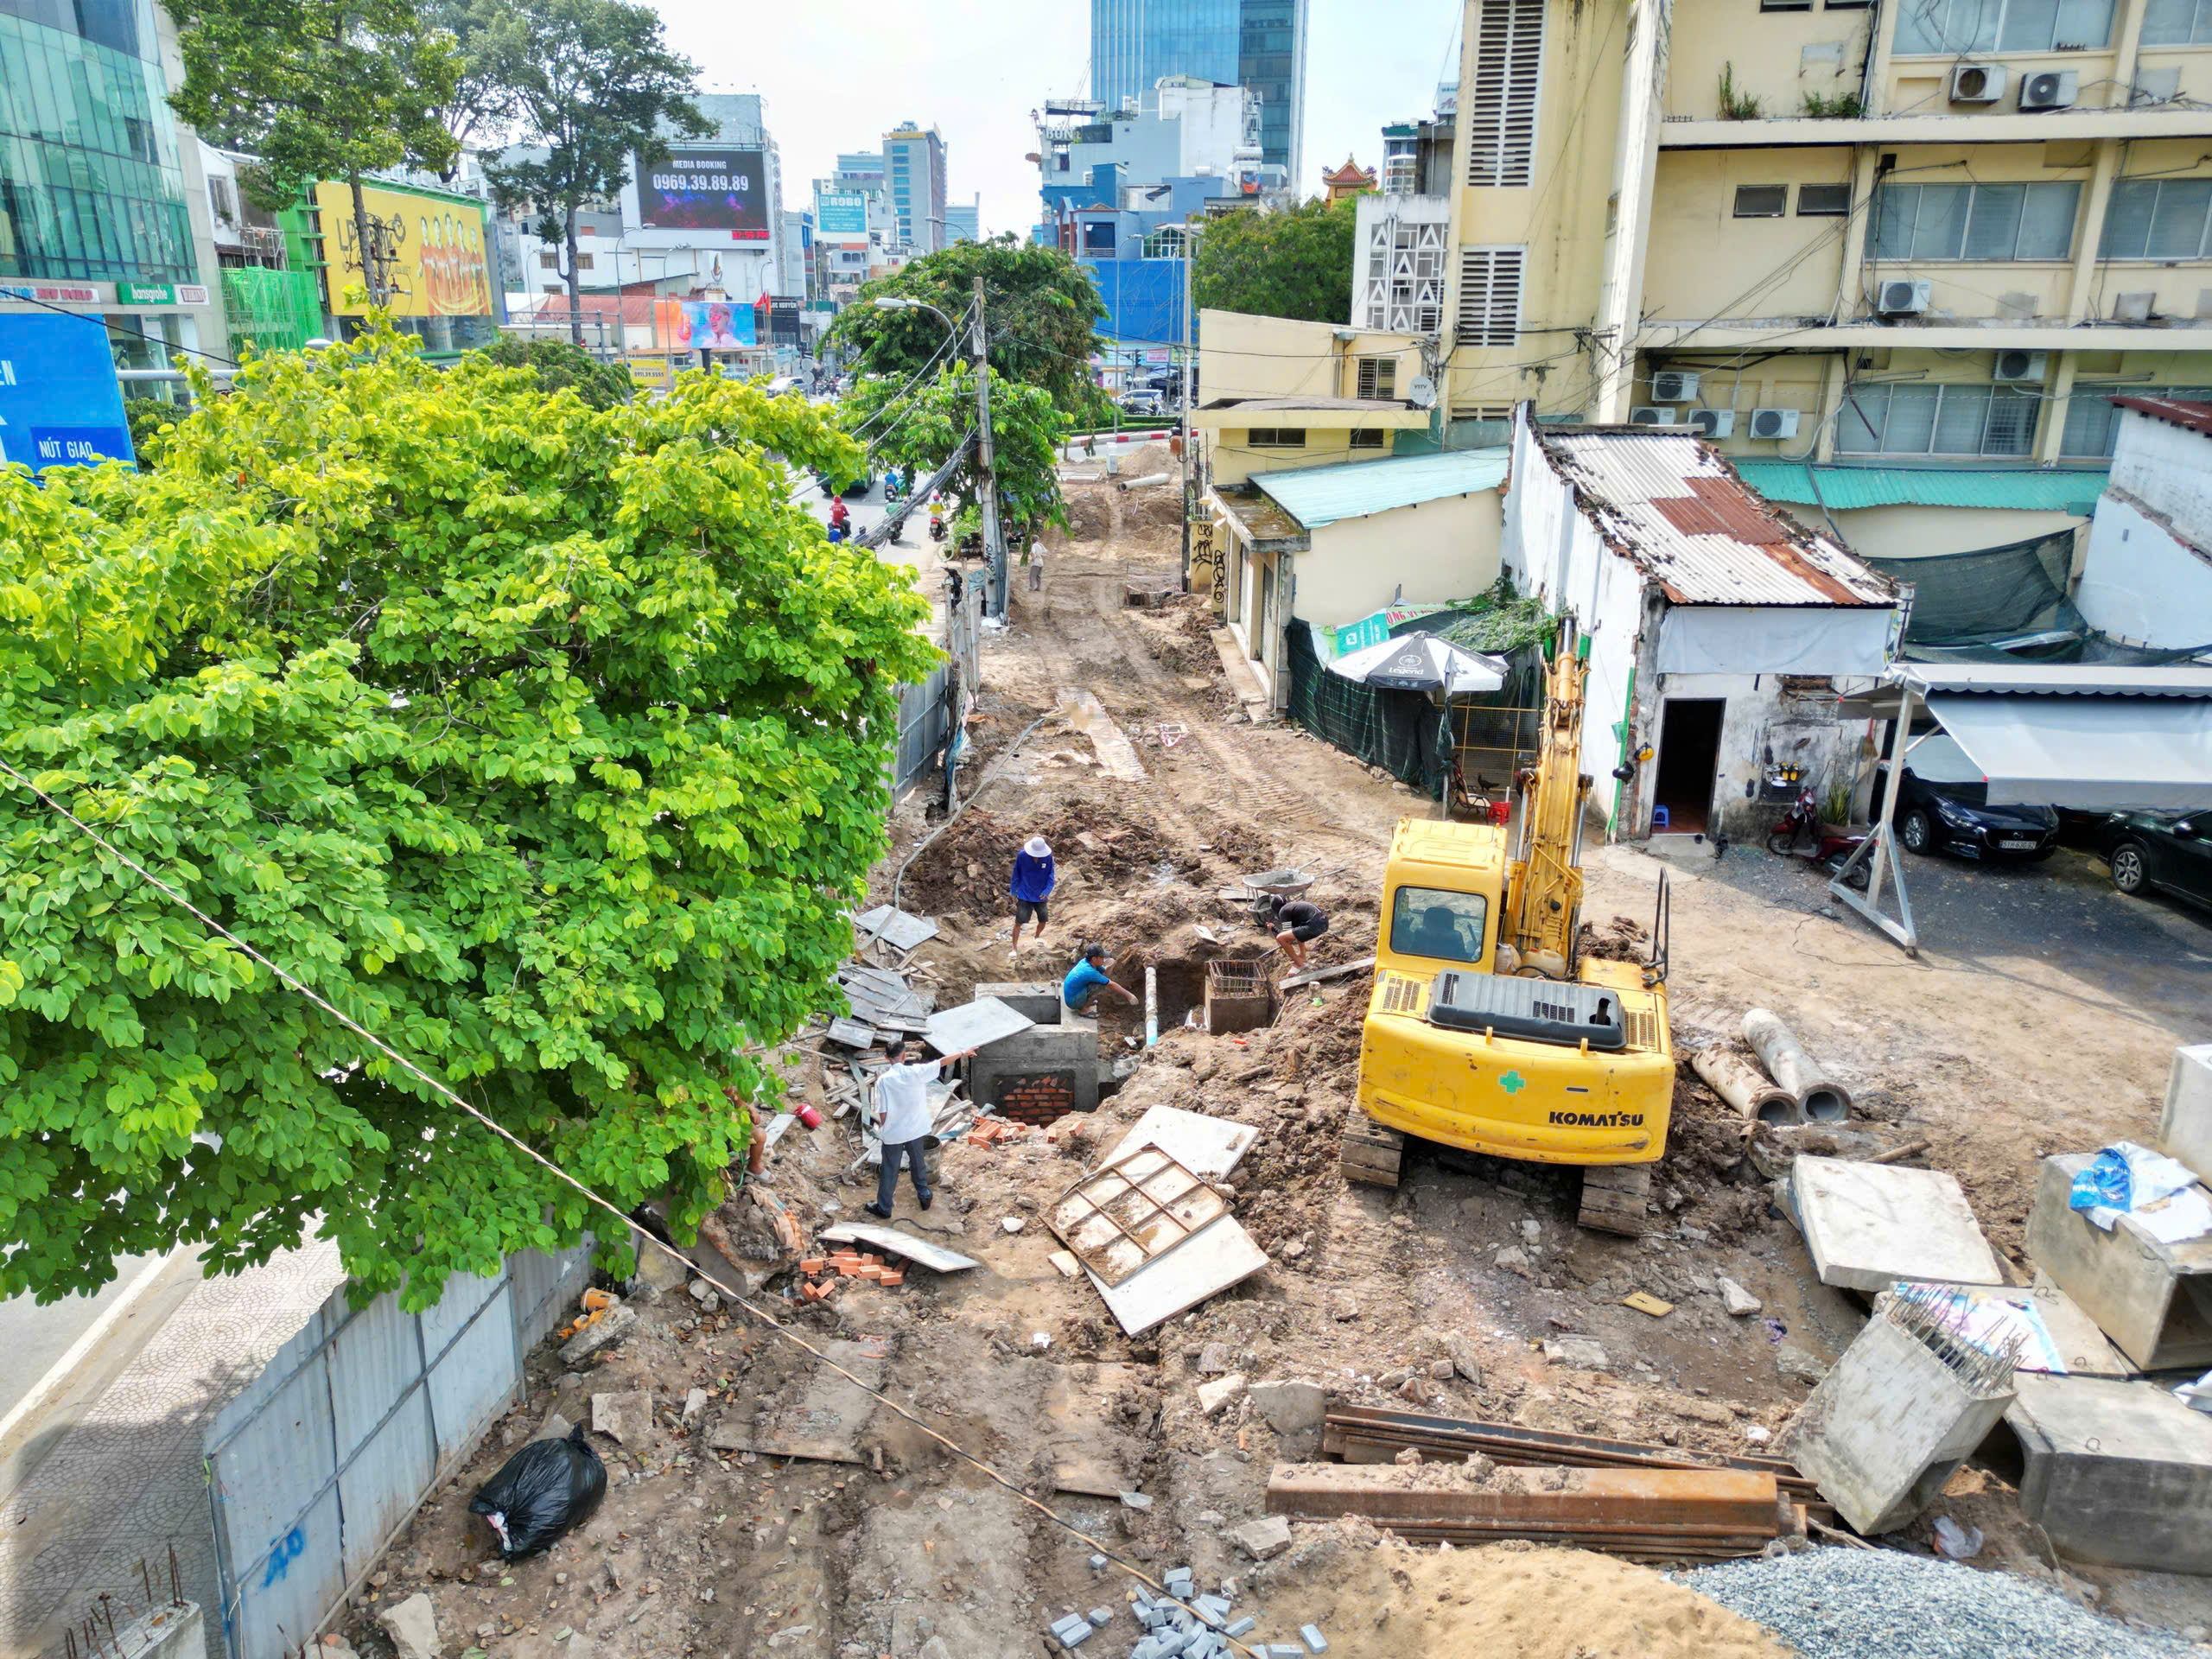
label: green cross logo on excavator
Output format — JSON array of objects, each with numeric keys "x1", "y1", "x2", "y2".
[{"x1": 1498, "y1": 1071, "x2": 1527, "y2": 1095}]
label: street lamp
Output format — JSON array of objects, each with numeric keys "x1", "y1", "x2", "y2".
[{"x1": 873, "y1": 296, "x2": 955, "y2": 331}]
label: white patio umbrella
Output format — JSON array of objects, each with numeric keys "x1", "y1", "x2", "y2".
[{"x1": 1327, "y1": 631, "x2": 1509, "y2": 696}]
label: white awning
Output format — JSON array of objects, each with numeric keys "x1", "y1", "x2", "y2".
[{"x1": 1923, "y1": 692, "x2": 2212, "y2": 810}]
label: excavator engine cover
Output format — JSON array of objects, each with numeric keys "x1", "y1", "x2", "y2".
[{"x1": 1427, "y1": 971, "x2": 1627, "y2": 1051}]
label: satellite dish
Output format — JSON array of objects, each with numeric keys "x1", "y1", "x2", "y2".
[{"x1": 1407, "y1": 375, "x2": 1436, "y2": 409}]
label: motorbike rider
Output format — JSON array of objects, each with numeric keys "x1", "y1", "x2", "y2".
[{"x1": 928, "y1": 493, "x2": 946, "y2": 543}]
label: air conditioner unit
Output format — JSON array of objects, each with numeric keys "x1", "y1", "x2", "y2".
[
  {"x1": 1949, "y1": 65, "x2": 2007, "y2": 104},
  {"x1": 1649, "y1": 369, "x2": 1701, "y2": 404},
  {"x1": 2019, "y1": 70, "x2": 2078, "y2": 111},
  {"x1": 1993, "y1": 349, "x2": 2048, "y2": 383},
  {"x1": 1688, "y1": 409, "x2": 1735, "y2": 438},
  {"x1": 1628, "y1": 406, "x2": 1677, "y2": 426},
  {"x1": 1749, "y1": 408, "x2": 1800, "y2": 441},
  {"x1": 1878, "y1": 278, "x2": 1932, "y2": 316}
]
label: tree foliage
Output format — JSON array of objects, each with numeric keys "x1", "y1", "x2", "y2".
[
  {"x1": 1193, "y1": 199, "x2": 1359, "y2": 325},
  {"x1": 0, "y1": 328, "x2": 935, "y2": 1308},
  {"x1": 167, "y1": 0, "x2": 460, "y2": 306},
  {"x1": 421, "y1": 0, "x2": 535, "y2": 166},
  {"x1": 474, "y1": 334, "x2": 635, "y2": 408},
  {"x1": 486, "y1": 0, "x2": 707, "y2": 346},
  {"x1": 823, "y1": 238, "x2": 1109, "y2": 420},
  {"x1": 842, "y1": 365, "x2": 1069, "y2": 542}
]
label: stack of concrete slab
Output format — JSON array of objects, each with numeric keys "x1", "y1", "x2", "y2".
[
  {"x1": 1789, "y1": 1155, "x2": 2005, "y2": 1293},
  {"x1": 2024, "y1": 1153, "x2": 2212, "y2": 1373}
]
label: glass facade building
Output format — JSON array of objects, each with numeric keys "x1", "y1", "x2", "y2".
[
  {"x1": 1090, "y1": 0, "x2": 1306, "y2": 180},
  {"x1": 0, "y1": 0, "x2": 198, "y2": 286}
]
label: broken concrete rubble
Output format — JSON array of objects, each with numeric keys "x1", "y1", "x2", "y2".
[
  {"x1": 1719, "y1": 1277, "x2": 1763, "y2": 1318},
  {"x1": 1231, "y1": 1516, "x2": 1293, "y2": 1560},
  {"x1": 589, "y1": 1390, "x2": 652, "y2": 1447},
  {"x1": 378, "y1": 1593, "x2": 442, "y2": 1659}
]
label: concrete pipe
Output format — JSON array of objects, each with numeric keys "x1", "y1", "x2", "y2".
[
  {"x1": 1691, "y1": 1046, "x2": 1803, "y2": 1126},
  {"x1": 1741, "y1": 1007, "x2": 1853, "y2": 1122}
]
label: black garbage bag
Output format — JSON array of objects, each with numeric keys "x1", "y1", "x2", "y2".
[{"x1": 469, "y1": 1423, "x2": 607, "y2": 1558}]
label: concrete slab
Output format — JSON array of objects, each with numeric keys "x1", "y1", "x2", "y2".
[
  {"x1": 2162, "y1": 1043, "x2": 2212, "y2": 1185},
  {"x1": 854, "y1": 906, "x2": 939, "y2": 953},
  {"x1": 1790, "y1": 1155, "x2": 2004, "y2": 1293},
  {"x1": 1106, "y1": 1105, "x2": 1260, "y2": 1182},
  {"x1": 2009, "y1": 1371, "x2": 2212, "y2": 1573},
  {"x1": 816, "y1": 1223, "x2": 980, "y2": 1274},
  {"x1": 925, "y1": 995, "x2": 1035, "y2": 1055},
  {"x1": 1903, "y1": 1280, "x2": 2137, "y2": 1379},
  {"x1": 1058, "y1": 687, "x2": 1147, "y2": 780},
  {"x1": 1086, "y1": 1218, "x2": 1270, "y2": 1337},
  {"x1": 2025, "y1": 1154, "x2": 2212, "y2": 1371}
]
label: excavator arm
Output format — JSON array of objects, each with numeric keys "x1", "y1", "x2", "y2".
[{"x1": 1504, "y1": 622, "x2": 1594, "y2": 976}]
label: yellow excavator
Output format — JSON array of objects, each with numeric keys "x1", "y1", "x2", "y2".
[{"x1": 1341, "y1": 619, "x2": 1674, "y2": 1234}]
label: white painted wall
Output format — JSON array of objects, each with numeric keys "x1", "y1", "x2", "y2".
[
  {"x1": 2112, "y1": 408, "x2": 2212, "y2": 552},
  {"x1": 1292, "y1": 492, "x2": 1503, "y2": 626},
  {"x1": 1157, "y1": 80, "x2": 1254, "y2": 177},
  {"x1": 2078, "y1": 490, "x2": 2212, "y2": 649}
]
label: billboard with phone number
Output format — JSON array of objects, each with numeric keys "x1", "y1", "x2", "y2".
[{"x1": 639, "y1": 149, "x2": 769, "y2": 239}]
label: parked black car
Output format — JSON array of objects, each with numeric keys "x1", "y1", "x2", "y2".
[
  {"x1": 2094, "y1": 810, "x2": 2212, "y2": 912},
  {"x1": 1874, "y1": 735, "x2": 2060, "y2": 862}
]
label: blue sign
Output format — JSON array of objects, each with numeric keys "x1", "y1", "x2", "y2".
[{"x1": 0, "y1": 313, "x2": 134, "y2": 472}]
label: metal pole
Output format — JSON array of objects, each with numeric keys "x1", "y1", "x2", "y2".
[
  {"x1": 971, "y1": 274, "x2": 1006, "y2": 618},
  {"x1": 1180, "y1": 223, "x2": 1197, "y2": 594}
]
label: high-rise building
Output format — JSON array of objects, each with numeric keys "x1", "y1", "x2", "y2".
[
  {"x1": 883, "y1": 123, "x2": 949, "y2": 253},
  {"x1": 0, "y1": 0, "x2": 226, "y2": 386},
  {"x1": 944, "y1": 198, "x2": 982, "y2": 244},
  {"x1": 1090, "y1": 0, "x2": 1306, "y2": 180}
]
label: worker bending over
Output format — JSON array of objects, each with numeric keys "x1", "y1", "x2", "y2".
[
  {"x1": 1269, "y1": 895, "x2": 1329, "y2": 969},
  {"x1": 1063, "y1": 943, "x2": 1139, "y2": 1014}
]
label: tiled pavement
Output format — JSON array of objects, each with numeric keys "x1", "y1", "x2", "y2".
[{"x1": 0, "y1": 1242, "x2": 345, "y2": 1659}]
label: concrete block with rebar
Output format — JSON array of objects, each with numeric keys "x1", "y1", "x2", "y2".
[{"x1": 1788, "y1": 1285, "x2": 2020, "y2": 1535}]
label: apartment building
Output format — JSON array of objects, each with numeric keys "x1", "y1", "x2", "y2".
[
  {"x1": 884, "y1": 124, "x2": 950, "y2": 254},
  {"x1": 1432, "y1": 0, "x2": 2212, "y2": 516}
]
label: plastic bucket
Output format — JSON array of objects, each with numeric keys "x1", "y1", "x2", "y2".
[{"x1": 795, "y1": 1103, "x2": 823, "y2": 1129}]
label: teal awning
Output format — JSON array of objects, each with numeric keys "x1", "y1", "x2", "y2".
[
  {"x1": 1732, "y1": 461, "x2": 2107, "y2": 517},
  {"x1": 1254, "y1": 448, "x2": 1510, "y2": 530}
]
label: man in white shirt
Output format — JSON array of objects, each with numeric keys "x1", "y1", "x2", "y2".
[{"x1": 865, "y1": 1040, "x2": 976, "y2": 1218}]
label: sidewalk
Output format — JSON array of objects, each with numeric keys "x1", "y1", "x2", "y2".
[{"x1": 0, "y1": 1241, "x2": 344, "y2": 1659}]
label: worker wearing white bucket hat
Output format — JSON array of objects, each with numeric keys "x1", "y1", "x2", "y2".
[{"x1": 1009, "y1": 835, "x2": 1056, "y2": 959}]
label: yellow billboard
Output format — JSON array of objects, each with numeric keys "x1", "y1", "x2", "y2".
[{"x1": 315, "y1": 181, "x2": 493, "y2": 319}]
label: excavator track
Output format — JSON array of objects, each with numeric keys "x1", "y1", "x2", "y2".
[
  {"x1": 1340, "y1": 1119, "x2": 1406, "y2": 1189},
  {"x1": 1577, "y1": 1164, "x2": 1656, "y2": 1236}
]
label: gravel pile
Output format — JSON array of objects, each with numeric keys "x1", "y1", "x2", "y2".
[{"x1": 1683, "y1": 1549, "x2": 2202, "y2": 1659}]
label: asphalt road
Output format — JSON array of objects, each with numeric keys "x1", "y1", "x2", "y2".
[
  {"x1": 0, "y1": 1251, "x2": 169, "y2": 1426},
  {"x1": 1700, "y1": 837, "x2": 2212, "y2": 1039}
]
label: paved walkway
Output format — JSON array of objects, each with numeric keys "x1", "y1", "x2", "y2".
[{"x1": 0, "y1": 1242, "x2": 344, "y2": 1659}]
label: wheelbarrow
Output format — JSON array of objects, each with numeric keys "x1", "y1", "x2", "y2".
[{"x1": 1239, "y1": 867, "x2": 1315, "y2": 927}]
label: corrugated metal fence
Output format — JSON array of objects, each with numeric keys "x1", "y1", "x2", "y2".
[
  {"x1": 202, "y1": 1243, "x2": 593, "y2": 1659},
  {"x1": 889, "y1": 582, "x2": 983, "y2": 797}
]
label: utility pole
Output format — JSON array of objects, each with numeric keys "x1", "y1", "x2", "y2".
[
  {"x1": 1179, "y1": 221, "x2": 1198, "y2": 594},
  {"x1": 972, "y1": 272, "x2": 1007, "y2": 617}
]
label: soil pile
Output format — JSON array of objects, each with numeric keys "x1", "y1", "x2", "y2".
[
  {"x1": 899, "y1": 803, "x2": 1205, "y2": 921},
  {"x1": 1579, "y1": 912, "x2": 1653, "y2": 962},
  {"x1": 1255, "y1": 1522, "x2": 1795, "y2": 1659}
]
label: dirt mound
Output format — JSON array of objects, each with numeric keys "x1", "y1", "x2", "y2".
[
  {"x1": 1255, "y1": 1522, "x2": 1794, "y2": 1659},
  {"x1": 899, "y1": 803, "x2": 1205, "y2": 920},
  {"x1": 1271, "y1": 975, "x2": 1370, "y2": 1089},
  {"x1": 1062, "y1": 490, "x2": 1111, "y2": 543},
  {"x1": 1578, "y1": 912, "x2": 1651, "y2": 962},
  {"x1": 1205, "y1": 817, "x2": 1278, "y2": 873}
]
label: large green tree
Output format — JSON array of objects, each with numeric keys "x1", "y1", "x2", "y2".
[
  {"x1": 1193, "y1": 198, "x2": 1359, "y2": 325},
  {"x1": 167, "y1": 0, "x2": 461, "y2": 308},
  {"x1": 421, "y1": 0, "x2": 534, "y2": 169},
  {"x1": 843, "y1": 365, "x2": 1069, "y2": 544},
  {"x1": 0, "y1": 330, "x2": 935, "y2": 1308},
  {"x1": 487, "y1": 0, "x2": 708, "y2": 346},
  {"x1": 825, "y1": 238, "x2": 1109, "y2": 418}
]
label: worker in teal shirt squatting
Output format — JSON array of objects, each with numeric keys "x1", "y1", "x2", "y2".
[{"x1": 1063, "y1": 942, "x2": 1139, "y2": 1014}]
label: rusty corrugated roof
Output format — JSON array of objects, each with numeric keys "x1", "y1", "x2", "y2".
[
  {"x1": 1539, "y1": 429, "x2": 1897, "y2": 608},
  {"x1": 2110, "y1": 395, "x2": 2212, "y2": 440}
]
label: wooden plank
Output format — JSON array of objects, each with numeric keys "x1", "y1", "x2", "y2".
[
  {"x1": 1579, "y1": 1164, "x2": 1654, "y2": 1237},
  {"x1": 1086, "y1": 1217, "x2": 1269, "y2": 1337},
  {"x1": 1104, "y1": 1104, "x2": 1260, "y2": 1181},
  {"x1": 816, "y1": 1223, "x2": 981, "y2": 1274},
  {"x1": 1279, "y1": 957, "x2": 1376, "y2": 990}
]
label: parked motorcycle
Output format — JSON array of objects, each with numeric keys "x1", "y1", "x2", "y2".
[{"x1": 1766, "y1": 785, "x2": 1871, "y2": 889}]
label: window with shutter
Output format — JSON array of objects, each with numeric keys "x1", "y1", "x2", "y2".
[
  {"x1": 1457, "y1": 246, "x2": 1526, "y2": 346},
  {"x1": 1357, "y1": 356, "x2": 1397, "y2": 398},
  {"x1": 1465, "y1": 0, "x2": 1544, "y2": 188}
]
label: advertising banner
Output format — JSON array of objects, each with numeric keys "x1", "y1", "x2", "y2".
[
  {"x1": 661, "y1": 298, "x2": 758, "y2": 353},
  {"x1": 639, "y1": 149, "x2": 770, "y2": 239},
  {"x1": 315, "y1": 181, "x2": 493, "y2": 318},
  {"x1": 0, "y1": 313, "x2": 135, "y2": 471},
  {"x1": 814, "y1": 188, "x2": 869, "y2": 241}
]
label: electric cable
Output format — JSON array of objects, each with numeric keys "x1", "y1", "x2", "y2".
[{"x1": 0, "y1": 752, "x2": 1266, "y2": 1658}]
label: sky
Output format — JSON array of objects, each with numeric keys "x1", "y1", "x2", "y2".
[{"x1": 645, "y1": 0, "x2": 1462, "y2": 238}]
